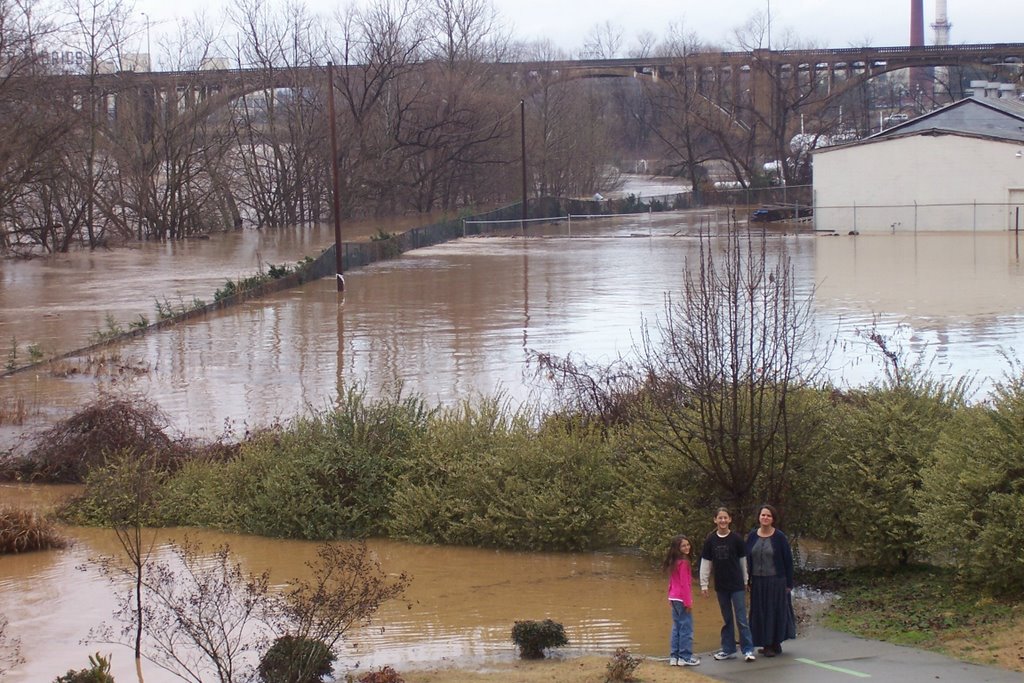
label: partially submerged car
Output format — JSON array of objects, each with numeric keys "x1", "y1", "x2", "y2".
[{"x1": 750, "y1": 205, "x2": 813, "y2": 222}]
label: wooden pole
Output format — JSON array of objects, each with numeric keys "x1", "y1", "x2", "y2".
[
  {"x1": 520, "y1": 99, "x2": 527, "y2": 230},
  {"x1": 327, "y1": 62, "x2": 344, "y2": 292}
]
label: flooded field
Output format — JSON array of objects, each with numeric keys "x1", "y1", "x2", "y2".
[{"x1": 3, "y1": 198, "x2": 1024, "y2": 679}]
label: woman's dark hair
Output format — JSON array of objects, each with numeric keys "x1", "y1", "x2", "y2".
[
  {"x1": 715, "y1": 506, "x2": 732, "y2": 518},
  {"x1": 662, "y1": 534, "x2": 690, "y2": 571},
  {"x1": 758, "y1": 503, "x2": 779, "y2": 525}
]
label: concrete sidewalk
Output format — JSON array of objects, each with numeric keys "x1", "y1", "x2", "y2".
[{"x1": 697, "y1": 626, "x2": 1024, "y2": 682}]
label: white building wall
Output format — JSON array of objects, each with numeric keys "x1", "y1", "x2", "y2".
[{"x1": 814, "y1": 134, "x2": 1024, "y2": 232}]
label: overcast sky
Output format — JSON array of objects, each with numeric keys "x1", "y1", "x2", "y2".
[
  {"x1": 134, "y1": 0, "x2": 1024, "y2": 59},
  {"x1": 497, "y1": 0, "x2": 1024, "y2": 53}
]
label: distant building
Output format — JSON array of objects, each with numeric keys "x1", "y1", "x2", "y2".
[{"x1": 812, "y1": 96, "x2": 1024, "y2": 233}]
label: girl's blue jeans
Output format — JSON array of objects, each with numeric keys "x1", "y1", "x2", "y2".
[
  {"x1": 670, "y1": 600, "x2": 694, "y2": 659},
  {"x1": 716, "y1": 588, "x2": 754, "y2": 655}
]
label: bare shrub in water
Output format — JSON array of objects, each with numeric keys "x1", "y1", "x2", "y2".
[
  {"x1": 91, "y1": 538, "x2": 275, "y2": 683},
  {"x1": 89, "y1": 538, "x2": 408, "y2": 683},
  {"x1": 269, "y1": 542, "x2": 410, "y2": 683},
  {"x1": 11, "y1": 395, "x2": 185, "y2": 483},
  {"x1": 0, "y1": 506, "x2": 67, "y2": 553}
]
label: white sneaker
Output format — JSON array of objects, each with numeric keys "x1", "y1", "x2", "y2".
[
  {"x1": 680, "y1": 656, "x2": 701, "y2": 666},
  {"x1": 669, "y1": 657, "x2": 679, "y2": 666},
  {"x1": 744, "y1": 651, "x2": 756, "y2": 662},
  {"x1": 713, "y1": 651, "x2": 737, "y2": 660}
]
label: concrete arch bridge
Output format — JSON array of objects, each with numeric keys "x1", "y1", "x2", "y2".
[{"x1": 68, "y1": 42, "x2": 1024, "y2": 140}]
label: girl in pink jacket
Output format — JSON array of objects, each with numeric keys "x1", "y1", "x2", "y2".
[{"x1": 663, "y1": 534, "x2": 700, "y2": 667}]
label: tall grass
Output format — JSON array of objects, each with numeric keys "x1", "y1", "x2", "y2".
[{"x1": 0, "y1": 507, "x2": 67, "y2": 553}]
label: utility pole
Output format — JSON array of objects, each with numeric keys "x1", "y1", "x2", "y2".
[
  {"x1": 327, "y1": 62, "x2": 344, "y2": 292},
  {"x1": 520, "y1": 99, "x2": 528, "y2": 228}
]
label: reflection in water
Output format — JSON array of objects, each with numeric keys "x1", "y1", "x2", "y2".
[{"x1": 3, "y1": 219, "x2": 1024, "y2": 450}]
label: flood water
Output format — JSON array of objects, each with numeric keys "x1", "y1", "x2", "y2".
[
  {"x1": 0, "y1": 484, "x2": 723, "y2": 682},
  {"x1": 3, "y1": 212, "x2": 1024, "y2": 449},
  {"x1": 3, "y1": 191, "x2": 1024, "y2": 679}
]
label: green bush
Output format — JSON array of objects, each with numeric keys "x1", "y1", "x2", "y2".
[
  {"x1": 811, "y1": 373, "x2": 965, "y2": 566},
  {"x1": 161, "y1": 387, "x2": 430, "y2": 538},
  {"x1": 53, "y1": 652, "x2": 114, "y2": 683},
  {"x1": 258, "y1": 635, "x2": 335, "y2": 683},
  {"x1": 607, "y1": 420, "x2": 715, "y2": 557},
  {"x1": 919, "y1": 372, "x2": 1024, "y2": 594},
  {"x1": 388, "y1": 402, "x2": 617, "y2": 550},
  {"x1": 511, "y1": 619, "x2": 568, "y2": 659}
]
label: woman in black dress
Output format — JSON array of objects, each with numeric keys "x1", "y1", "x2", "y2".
[{"x1": 745, "y1": 504, "x2": 797, "y2": 656}]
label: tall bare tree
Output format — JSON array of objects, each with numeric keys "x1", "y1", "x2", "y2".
[
  {"x1": 635, "y1": 224, "x2": 826, "y2": 525},
  {"x1": 641, "y1": 26, "x2": 718, "y2": 192}
]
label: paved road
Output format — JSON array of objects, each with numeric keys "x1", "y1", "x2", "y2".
[{"x1": 695, "y1": 626, "x2": 1024, "y2": 682}]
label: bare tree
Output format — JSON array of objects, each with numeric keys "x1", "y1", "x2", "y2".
[
  {"x1": 0, "y1": 0, "x2": 70, "y2": 252},
  {"x1": 268, "y1": 543, "x2": 411, "y2": 683},
  {"x1": 520, "y1": 40, "x2": 618, "y2": 199},
  {"x1": 62, "y1": 0, "x2": 136, "y2": 247},
  {"x1": 228, "y1": 0, "x2": 329, "y2": 228},
  {"x1": 324, "y1": 0, "x2": 428, "y2": 216},
  {"x1": 85, "y1": 450, "x2": 166, "y2": 682},
  {"x1": 634, "y1": 224, "x2": 827, "y2": 526},
  {"x1": 641, "y1": 26, "x2": 718, "y2": 192},
  {"x1": 580, "y1": 20, "x2": 622, "y2": 60}
]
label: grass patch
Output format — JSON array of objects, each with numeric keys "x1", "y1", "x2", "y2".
[
  {"x1": 805, "y1": 565, "x2": 1021, "y2": 654},
  {"x1": 0, "y1": 506, "x2": 68, "y2": 553}
]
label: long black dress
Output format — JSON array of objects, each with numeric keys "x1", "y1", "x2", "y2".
[{"x1": 748, "y1": 535, "x2": 797, "y2": 649}]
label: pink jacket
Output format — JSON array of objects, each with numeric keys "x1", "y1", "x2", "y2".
[{"x1": 668, "y1": 559, "x2": 693, "y2": 607}]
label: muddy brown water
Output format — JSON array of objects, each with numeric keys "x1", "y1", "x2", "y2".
[
  {"x1": 3, "y1": 217, "x2": 1023, "y2": 451},
  {"x1": 0, "y1": 484, "x2": 723, "y2": 682},
  {"x1": 3, "y1": 192, "x2": 1024, "y2": 679}
]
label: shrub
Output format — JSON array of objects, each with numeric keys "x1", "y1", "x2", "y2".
[
  {"x1": 811, "y1": 372, "x2": 965, "y2": 566},
  {"x1": 511, "y1": 619, "x2": 568, "y2": 659},
  {"x1": 158, "y1": 387, "x2": 430, "y2": 537},
  {"x1": 919, "y1": 370, "x2": 1024, "y2": 594},
  {"x1": 53, "y1": 652, "x2": 114, "y2": 683},
  {"x1": 388, "y1": 400, "x2": 617, "y2": 550},
  {"x1": 356, "y1": 666, "x2": 404, "y2": 683},
  {"x1": 258, "y1": 635, "x2": 335, "y2": 683},
  {"x1": 605, "y1": 647, "x2": 643, "y2": 682},
  {"x1": 11, "y1": 395, "x2": 183, "y2": 483},
  {"x1": 0, "y1": 507, "x2": 67, "y2": 553}
]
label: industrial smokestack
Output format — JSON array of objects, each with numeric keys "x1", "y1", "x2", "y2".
[
  {"x1": 932, "y1": 0, "x2": 952, "y2": 46},
  {"x1": 932, "y1": 0, "x2": 953, "y2": 101},
  {"x1": 909, "y1": 0, "x2": 927, "y2": 97},
  {"x1": 910, "y1": 0, "x2": 924, "y2": 46}
]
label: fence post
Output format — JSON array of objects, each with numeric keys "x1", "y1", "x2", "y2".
[
  {"x1": 973, "y1": 200, "x2": 977, "y2": 232},
  {"x1": 914, "y1": 200, "x2": 918, "y2": 234}
]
